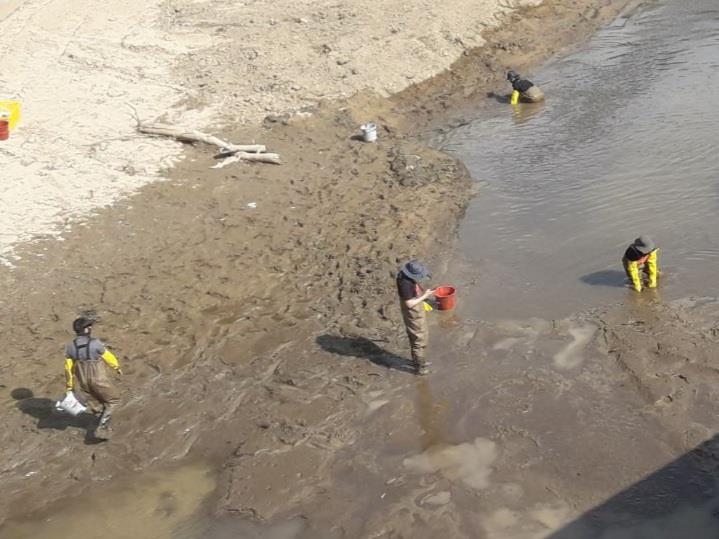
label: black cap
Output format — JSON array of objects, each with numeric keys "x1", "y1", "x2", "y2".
[{"x1": 72, "y1": 317, "x2": 93, "y2": 335}]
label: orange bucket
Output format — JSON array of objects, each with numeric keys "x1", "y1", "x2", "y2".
[{"x1": 434, "y1": 285, "x2": 456, "y2": 311}]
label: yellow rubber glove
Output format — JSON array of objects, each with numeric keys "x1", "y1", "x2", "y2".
[
  {"x1": 64, "y1": 358, "x2": 75, "y2": 391},
  {"x1": 510, "y1": 90, "x2": 520, "y2": 105}
]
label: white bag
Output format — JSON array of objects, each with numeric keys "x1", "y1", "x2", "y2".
[{"x1": 55, "y1": 391, "x2": 87, "y2": 416}]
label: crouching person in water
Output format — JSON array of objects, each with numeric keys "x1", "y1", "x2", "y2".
[
  {"x1": 622, "y1": 236, "x2": 659, "y2": 292},
  {"x1": 65, "y1": 317, "x2": 122, "y2": 435},
  {"x1": 397, "y1": 260, "x2": 435, "y2": 376},
  {"x1": 507, "y1": 70, "x2": 545, "y2": 104}
]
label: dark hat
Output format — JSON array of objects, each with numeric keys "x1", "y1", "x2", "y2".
[
  {"x1": 633, "y1": 235, "x2": 656, "y2": 255},
  {"x1": 401, "y1": 259, "x2": 431, "y2": 281},
  {"x1": 72, "y1": 317, "x2": 94, "y2": 335},
  {"x1": 507, "y1": 70, "x2": 520, "y2": 82}
]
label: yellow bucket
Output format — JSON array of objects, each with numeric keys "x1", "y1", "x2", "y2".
[{"x1": 0, "y1": 99, "x2": 21, "y2": 130}]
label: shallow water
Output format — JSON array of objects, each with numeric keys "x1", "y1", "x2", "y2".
[
  {"x1": 440, "y1": 0, "x2": 719, "y2": 320},
  {"x1": 0, "y1": 464, "x2": 216, "y2": 539},
  {"x1": 0, "y1": 461, "x2": 306, "y2": 539}
]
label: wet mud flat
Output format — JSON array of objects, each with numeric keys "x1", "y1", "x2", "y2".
[
  {"x1": 0, "y1": 1, "x2": 688, "y2": 538},
  {"x1": 6, "y1": 295, "x2": 719, "y2": 538},
  {"x1": 426, "y1": 296, "x2": 719, "y2": 538}
]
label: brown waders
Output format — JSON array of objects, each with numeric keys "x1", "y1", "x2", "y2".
[
  {"x1": 74, "y1": 360, "x2": 119, "y2": 427},
  {"x1": 401, "y1": 301, "x2": 428, "y2": 372}
]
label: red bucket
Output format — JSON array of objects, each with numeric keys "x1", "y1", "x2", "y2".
[
  {"x1": 0, "y1": 119, "x2": 8, "y2": 141},
  {"x1": 434, "y1": 285, "x2": 456, "y2": 311}
]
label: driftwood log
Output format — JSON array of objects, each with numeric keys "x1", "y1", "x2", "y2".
[{"x1": 138, "y1": 123, "x2": 281, "y2": 165}]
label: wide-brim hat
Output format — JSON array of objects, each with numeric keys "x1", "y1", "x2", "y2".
[
  {"x1": 401, "y1": 259, "x2": 431, "y2": 281},
  {"x1": 633, "y1": 235, "x2": 656, "y2": 255}
]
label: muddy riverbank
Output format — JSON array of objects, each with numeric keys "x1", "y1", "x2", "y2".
[{"x1": 0, "y1": 1, "x2": 656, "y2": 537}]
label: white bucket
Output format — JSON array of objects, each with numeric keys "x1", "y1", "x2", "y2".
[
  {"x1": 55, "y1": 391, "x2": 87, "y2": 416},
  {"x1": 361, "y1": 123, "x2": 378, "y2": 142}
]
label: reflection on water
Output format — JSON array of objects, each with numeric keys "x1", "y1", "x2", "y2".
[
  {"x1": 415, "y1": 378, "x2": 447, "y2": 449},
  {"x1": 441, "y1": 0, "x2": 719, "y2": 319}
]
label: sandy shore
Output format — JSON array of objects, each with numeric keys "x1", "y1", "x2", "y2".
[
  {"x1": 0, "y1": 0, "x2": 546, "y2": 262},
  {"x1": 0, "y1": 0, "x2": 652, "y2": 535}
]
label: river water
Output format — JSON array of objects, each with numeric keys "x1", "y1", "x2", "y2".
[{"x1": 440, "y1": 0, "x2": 719, "y2": 320}]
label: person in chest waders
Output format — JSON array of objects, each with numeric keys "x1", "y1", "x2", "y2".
[
  {"x1": 65, "y1": 317, "x2": 122, "y2": 436},
  {"x1": 397, "y1": 260, "x2": 436, "y2": 376},
  {"x1": 622, "y1": 236, "x2": 659, "y2": 292},
  {"x1": 507, "y1": 70, "x2": 545, "y2": 104}
]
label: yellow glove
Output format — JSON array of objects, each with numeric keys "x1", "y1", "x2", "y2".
[{"x1": 510, "y1": 90, "x2": 520, "y2": 105}]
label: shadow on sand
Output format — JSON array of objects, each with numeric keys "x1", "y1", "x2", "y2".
[
  {"x1": 548, "y1": 434, "x2": 719, "y2": 538},
  {"x1": 11, "y1": 388, "x2": 107, "y2": 445},
  {"x1": 316, "y1": 334, "x2": 415, "y2": 374}
]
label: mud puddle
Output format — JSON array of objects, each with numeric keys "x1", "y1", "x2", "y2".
[
  {"x1": 438, "y1": 0, "x2": 719, "y2": 320},
  {"x1": 1, "y1": 463, "x2": 215, "y2": 539},
  {"x1": 0, "y1": 459, "x2": 308, "y2": 539}
]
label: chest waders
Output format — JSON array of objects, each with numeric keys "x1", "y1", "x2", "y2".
[
  {"x1": 71, "y1": 337, "x2": 119, "y2": 428},
  {"x1": 400, "y1": 282, "x2": 428, "y2": 370}
]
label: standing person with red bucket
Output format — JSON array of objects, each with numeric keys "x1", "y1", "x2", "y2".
[{"x1": 396, "y1": 260, "x2": 436, "y2": 376}]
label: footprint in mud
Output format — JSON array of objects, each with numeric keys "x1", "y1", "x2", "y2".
[
  {"x1": 418, "y1": 490, "x2": 451, "y2": 507},
  {"x1": 403, "y1": 437, "x2": 497, "y2": 490},
  {"x1": 553, "y1": 325, "x2": 596, "y2": 370}
]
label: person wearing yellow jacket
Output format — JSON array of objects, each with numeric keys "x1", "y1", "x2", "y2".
[
  {"x1": 622, "y1": 236, "x2": 659, "y2": 292},
  {"x1": 507, "y1": 70, "x2": 545, "y2": 104},
  {"x1": 65, "y1": 317, "x2": 122, "y2": 434}
]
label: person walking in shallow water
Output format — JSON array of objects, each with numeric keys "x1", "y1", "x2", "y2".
[
  {"x1": 64, "y1": 317, "x2": 123, "y2": 436},
  {"x1": 507, "y1": 70, "x2": 545, "y2": 104},
  {"x1": 396, "y1": 260, "x2": 435, "y2": 375},
  {"x1": 622, "y1": 236, "x2": 659, "y2": 292}
]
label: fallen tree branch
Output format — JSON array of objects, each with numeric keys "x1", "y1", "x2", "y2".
[
  {"x1": 137, "y1": 122, "x2": 280, "y2": 164},
  {"x1": 212, "y1": 152, "x2": 281, "y2": 166},
  {"x1": 138, "y1": 123, "x2": 265, "y2": 153}
]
